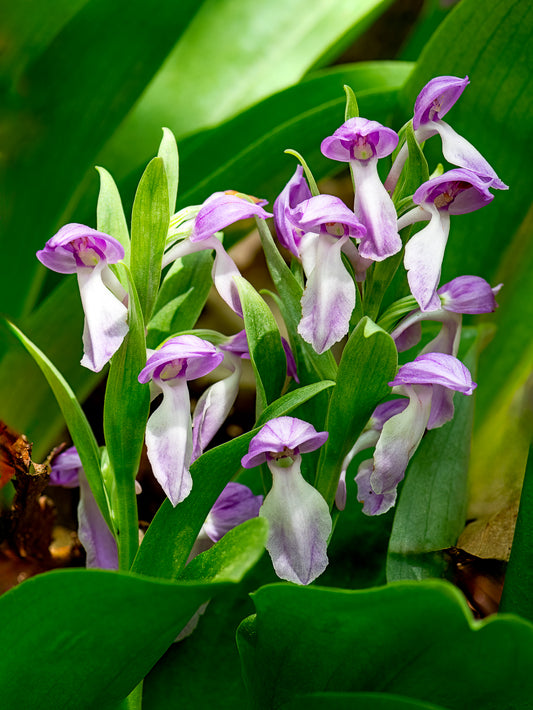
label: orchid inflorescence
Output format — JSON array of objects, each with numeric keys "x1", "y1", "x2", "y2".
[{"x1": 39, "y1": 75, "x2": 505, "y2": 586}]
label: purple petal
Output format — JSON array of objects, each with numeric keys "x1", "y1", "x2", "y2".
[
  {"x1": 241, "y1": 416, "x2": 328, "y2": 469},
  {"x1": 144, "y1": 377, "x2": 194, "y2": 506},
  {"x1": 352, "y1": 160, "x2": 402, "y2": 261},
  {"x1": 191, "y1": 192, "x2": 272, "y2": 243},
  {"x1": 404, "y1": 205, "x2": 450, "y2": 311},
  {"x1": 370, "y1": 399, "x2": 410, "y2": 430},
  {"x1": 78, "y1": 472, "x2": 118, "y2": 570},
  {"x1": 77, "y1": 263, "x2": 129, "y2": 372},
  {"x1": 281, "y1": 337, "x2": 299, "y2": 382},
  {"x1": 37, "y1": 223, "x2": 124, "y2": 274},
  {"x1": 370, "y1": 384, "x2": 434, "y2": 494},
  {"x1": 139, "y1": 335, "x2": 223, "y2": 384},
  {"x1": 49, "y1": 446, "x2": 82, "y2": 488},
  {"x1": 274, "y1": 166, "x2": 312, "y2": 256},
  {"x1": 413, "y1": 168, "x2": 494, "y2": 215},
  {"x1": 413, "y1": 75, "x2": 469, "y2": 129},
  {"x1": 261, "y1": 455, "x2": 331, "y2": 584},
  {"x1": 390, "y1": 352, "x2": 476, "y2": 395},
  {"x1": 355, "y1": 459, "x2": 397, "y2": 516},
  {"x1": 297, "y1": 233, "x2": 356, "y2": 353},
  {"x1": 222, "y1": 330, "x2": 250, "y2": 359},
  {"x1": 192, "y1": 354, "x2": 241, "y2": 461},
  {"x1": 290, "y1": 194, "x2": 366, "y2": 240},
  {"x1": 426, "y1": 120, "x2": 508, "y2": 190},
  {"x1": 426, "y1": 383, "x2": 457, "y2": 429},
  {"x1": 321, "y1": 118, "x2": 398, "y2": 162},
  {"x1": 202, "y1": 482, "x2": 263, "y2": 543},
  {"x1": 391, "y1": 307, "x2": 462, "y2": 356},
  {"x1": 438, "y1": 275, "x2": 501, "y2": 313}
]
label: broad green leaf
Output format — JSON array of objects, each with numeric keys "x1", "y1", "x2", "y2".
[
  {"x1": 1, "y1": 0, "x2": 201, "y2": 319},
  {"x1": 147, "y1": 251, "x2": 214, "y2": 348},
  {"x1": 0, "y1": 319, "x2": 110, "y2": 527},
  {"x1": 96, "y1": 166, "x2": 130, "y2": 265},
  {"x1": 280, "y1": 693, "x2": 446, "y2": 710},
  {"x1": 130, "y1": 157, "x2": 170, "y2": 322},
  {"x1": 386, "y1": 338, "x2": 479, "y2": 582},
  {"x1": 500, "y1": 442, "x2": 533, "y2": 621},
  {"x1": 157, "y1": 127, "x2": 179, "y2": 215},
  {"x1": 235, "y1": 276, "x2": 286, "y2": 415},
  {"x1": 132, "y1": 381, "x2": 334, "y2": 580},
  {"x1": 175, "y1": 61, "x2": 413, "y2": 211},
  {"x1": 315, "y1": 317, "x2": 398, "y2": 507},
  {"x1": 103, "y1": 266, "x2": 150, "y2": 569},
  {"x1": 238, "y1": 581, "x2": 533, "y2": 710},
  {"x1": 100, "y1": 0, "x2": 397, "y2": 181},
  {"x1": 0, "y1": 531, "x2": 263, "y2": 710}
]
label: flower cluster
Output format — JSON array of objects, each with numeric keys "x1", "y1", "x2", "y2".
[{"x1": 36, "y1": 75, "x2": 506, "y2": 587}]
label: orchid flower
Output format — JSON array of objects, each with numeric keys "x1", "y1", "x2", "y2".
[
  {"x1": 321, "y1": 118, "x2": 402, "y2": 261},
  {"x1": 386, "y1": 76, "x2": 508, "y2": 192},
  {"x1": 49, "y1": 447, "x2": 118, "y2": 570},
  {"x1": 274, "y1": 168, "x2": 367, "y2": 353},
  {"x1": 241, "y1": 416, "x2": 330, "y2": 585},
  {"x1": 36, "y1": 223, "x2": 128, "y2": 372},
  {"x1": 138, "y1": 335, "x2": 224, "y2": 506},
  {"x1": 355, "y1": 353, "x2": 476, "y2": 515},
  {"x1": 391, "y1": 275, "x2": 502, "y2": 356},
  {"x1": 398, "y1": 169, "x2": 495, "y2": 311},
  {"x1": 162, "y1": 191, "x2": 272, "y2": 318}
]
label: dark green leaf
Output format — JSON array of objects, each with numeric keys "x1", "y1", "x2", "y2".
[
  {"x1": 280, "y1": 693, "x2": 447, "y2": 709},
  {"x1": 238, "y1": 581, "x2": 533, "y2": 710},
  {"x1": 315, "y1": 317, "x2": 397, "y2": 507}
]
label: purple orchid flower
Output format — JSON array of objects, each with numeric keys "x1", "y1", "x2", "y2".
[
  {"x1": 202, "y1": 482, "x2": 263, "y2": 543},
  {"x1": 138, "y1": 335, "x2": 224, "y2": 506},
  {"x1": 162, "y1": 191, "x2": 272, "y2": 318},
  {"x1": 36, "y1": 224, "x2": 128, "y2": 372},
  {"x1": 49, "y1": 447, "x2": 118, "y2": 570},
  {"x1": 355, "y1": 352, "x2": 476, "y2": 515},
  {"x1": 397, "y1": 169, "x2": 495, "y2": 311},
  {"x1": 335, "y1": 399, "x2": 409, "y2": 510},
  {"x1": 386, "y1": 76, "x2": 508, "y2": 192},
  {"x1": 321, "y1": 118, "x2": 402, "y2": 261},
  {"x1": 241, "y1": 416, "x2": 330, "y2": 585},
  {"x1": 391, "y1": 275, "x2": 502, "y2": 355}
]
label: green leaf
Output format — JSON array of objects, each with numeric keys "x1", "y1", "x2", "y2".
[
  {"x1": 391, "y1": 121, "x2": 429, "y2": 206},
  {"x1": 0, "y1": 319, "x2": 110, "y2": 528},
  {"x1": 386, "y1": 337, "x2": 479, "y2": 582},
  {"x1": 0, "y1": 557, "x2": 261, "y2": 710},
  {"x1": 235, "y1": 276, "x2": 286, "y2": 415},
  {"x1": 132, "y1": 381, "x2": 334, "y2": 580},
  {"x1": 279, "y1": 693, "x2": 447, "y2": 710},
  {"x1": 103, "y1": 266, "x2": 150, "y2": 569},
  {"x1": 315, "y1": 317, "x2": 398, "y2": 507},
  {"x1": 238, "y1": 581, "x2": 533, "y2": 710},
  {"x1": 96, "y1": 166, "x2": 130, "y2": 266},
  {"x1": 158, "y1": 127, "x2": 179, "y2": 215},
  {"x1": 179, "y1": 517, "x2": 268, "y2": 583},
  {"x1": 1, "y1": 0, "x2": 201, "y2": 319},
  {"x1": 130, "y1": 157, "x2": 170, "y2": 323},
  {"x1": 101, "y1": 0, "x2": 398, "y2": 181},
  {"x1": 344, "y1": 84, "x2": 359, "y2": 120}
]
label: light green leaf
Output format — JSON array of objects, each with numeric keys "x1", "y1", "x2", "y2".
[
  {"x1": 158, "y1": 127, "x2": 179, "y2": 215},
  {"x1": 103, "y1": 265, "x2": 150, "y2": 569},
  {"x1": 96, "y1": 166, "x2": 130, "y2": 265},
  {"x1": 130, "y1": 157, "x2": 170, "y2": 322}
]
